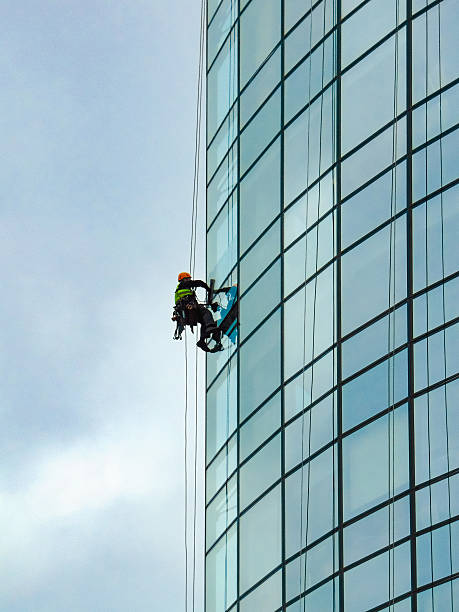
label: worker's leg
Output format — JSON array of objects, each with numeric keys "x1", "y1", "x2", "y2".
[{"x1": 197, "y1": 305, "x2": 217, "y2": 341}]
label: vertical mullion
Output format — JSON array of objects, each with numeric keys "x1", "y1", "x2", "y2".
[
  {"x1": 336, "y1": 1, "x2": 344, "y2": 611},
  {"x1": 406, "y1": 0, "x2": 418, "y2": 609},
  {"x1": 280, "y1": 0, "x2": 286, "y2": 609},
  {"x1": 236, "y1": 1, "x2": 241, "y2": 609}
]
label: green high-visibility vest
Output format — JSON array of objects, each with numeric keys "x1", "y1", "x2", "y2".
[{"x1": 175, "y1": 283, "x2": 194, "y2": 304}]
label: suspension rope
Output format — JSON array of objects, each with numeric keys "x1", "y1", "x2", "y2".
[
  {"x1": 184, "y1": 2, "x2": 206, "y2": 612},
  {"x1": 189, "y1": 0, "x2": 206, "y2": 276},
  {"x1": 184, "y1": 331, "x2": 189, "y2": 612}
]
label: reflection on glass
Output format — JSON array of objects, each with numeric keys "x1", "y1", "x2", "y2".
[
  {"x1": 284, "y1": 86, "x2": 335, "y2": 206},
  {"x1": 206, "y1": 474, "x2": 237, "y2": 549},
  {"x1": 341, "y1": 30, "x2": 406, "y2": 154},
  {"x1": 207, "y1": 193, "x2": 237, "y2": 289},
  {"x1": 240, "y1": 486, "x2": 282, "y2": 593},
  {"x1": 206, "y1": 524, "x2": 237, "y2": 611},
  {"x1": 342, "y1": 0, "x2": 405, "y2": 69},
  {"x1": 207, "y1": 359, "x2": 237, "y2": 462},
  {"x1": 344, "y1": 542, "x2": 411, "y2": 611},
  {"x1": 341, "y1": 216, "x2": 407, "y2": 335},
  {"x1": 240, "y1": 0, "x2": 281, "y2": 87},
  {"x1": 240, "y1": 392, "x2": 281, "y2": 461},
  {"x1": 208, "y1": 29, "x2": 238, "y2": 141},
  {"x1": 207, "y1": 143, "x2": 238, "y2": 228},
  {"x1": 208, "y1": 0, "x2": 238, "y2": 67},
  {"x1": 206, "y1": 436, "x2": 237, "y2": 502},
  {"x1": 240, "y1": 89, "x2": 281, "y2": 174},
  {"x1": 240, "y1": 220, "x2": 280, "y2": 293},
  {"x1": 239, "y1": 569, "x2": 282, "y2": 612},
  {"x1": 240, "y1": 48, "x2": 281, "y2": 127},
  {"x1": 208, "y1": 105, "x2": 237, "y2": 182},
  {"x1": 240, "y1": 309, "x2": 281, "y2": 420},
  {"x1": 240, "y1": 138, "x2": 281, "y2": 253},
  {"x1": 240, "y1": 259, "x2": 281, "y2": 340},
  {"x1": 284, "y1": 263, "x2": 335, "y2": 379},
  {"x1": 240, "y1": 433, "x2": 281, "y2": 509},
  {"x1": 285, "y1": 447, "x2": 336, "y2": 557},
  {"x1": 343, "y1": 405, "x2": 409, "y2": 520}
]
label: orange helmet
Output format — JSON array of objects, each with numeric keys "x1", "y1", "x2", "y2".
[{"x1": 178, "y1": 272, "x2": 191, "y2": 281}]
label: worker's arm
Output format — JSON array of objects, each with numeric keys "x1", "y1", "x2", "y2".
[{"x1": 180, "y1": 279, "x2": 212, "y2": 300}]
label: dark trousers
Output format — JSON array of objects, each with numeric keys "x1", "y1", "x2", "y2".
[{"x1": 197, "y1": 305, "x2": 220, "y2": 343}]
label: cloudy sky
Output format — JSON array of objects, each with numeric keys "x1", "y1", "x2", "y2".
[{"x1": 0, "y1": 1, "x2": 206, "y2": 610}]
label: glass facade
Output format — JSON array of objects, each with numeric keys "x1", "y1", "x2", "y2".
[{"x1": 205, "y1": 0, "x2": 459, "y2": 610}]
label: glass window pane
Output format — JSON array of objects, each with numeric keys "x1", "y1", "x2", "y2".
[
  {"x1": 342, "y1": 350, "x2": 408, "y2": 431},
  {"x1": 285, "y1": 392, "x2": 336, "y2": 471},
  {"x1": 341, "y1": 162, "x2": 406, "y2": 249},
  {"x1": 207, "y1": 358, "x2": 237, "y2": 462},
  {"x1": 208, "y1": 105, "x2": 237, "y2": 181},
  {"x1": 240, "y1": 309, "x2": 281, "y2": 420},
  {"x1": 284, "y1": 263, "x2": 335, "y2": 379},
  {"x1": 341, "y1": 30, "x2": 406, "y2": 154},
  {"x1": 413, "y1": 185, "x2": 459, "y2": 292},
  {"x1": 240, "y1": 89, "x2": 281, "y2": 174},
  {"x1": 240, "y1": 433, "x2": 281, "y2": 509},
  {"x1": 208, "y1": 29, "x2": 238, "y2": 141},
  {"x1": 240, "y1": 219, "x2": 280, "y2": 293},
  {"x1": 240, "y1": 48, "x2": 281, "y2": 127},
  {"x1": 345, "y1": 542, "x2": 411, "y2": 611},
  {"x1": 341, "y1": 117, "x2": 406, "y2": 198},
  {"x1": 206, "y1": 524, "x2": 237, "y2": 611},
  {"x1": 414, "y1": 379, "x2": 459, "y2": 485},
  {"x1": 343, "y1": 405, "x2": 409, "y2": 520},
  {"x1": 240, "y1": 570, "x2": 282, "y2": 612},
  {"x1": 342, "y1": 305, "x2": 407, "y2": 379},
  {"x1": 341, "y1": 216, "x2": 407, "y2": 335},
  {"x1": 240, "y1": 485, "x2": 282, "y2": 593},
  {"x1": 207, "y1": 143, "x2": 238, "y2": 228},
  {"x1": 207, "y1": 193, "x2": 237, "y2": 289},
  {"x1": 208, "y1": 0, "x2": 237, "y2": 66},
  {"x1": 240, "y1": 392, "x2": 281, "y2": 461},
  {"x1": 285, "y1": 447, "x2": 336, "y2": 557},
  {"x1": 240, "y1": 259, "x2": 281, "y2": 340},
  {"x1": 284, "y1": 355, "x2": 336, "y2": 422},
  {"x1": 284, "y1": 35, "x2": 335, "y2": 123},
  {"x1": 240, "y1": 138, "x2": 281, "y2": 253},
  {"x1": 206, "y1": 436, "x2": 237, "y2": 502},
  {"x1": 206, "y1": 474, "x2": 237, "y2": 549},
  {"x1": 342, "y1": 0, "x2": 405, "y2": 68},
  {"x1": 284, "y1": 210, "x2": 335, "y2": 296},
  {"x1": 284, "y1": 85, "x2": 335, "y2": 205},
  {"x1": 286, "y1": 536, "x2": 337, "y2": 599},
  {"x1": 240, "y1": 0, "x2": 281, "y2": 87},
  {"x1": 284, "y1": 169, "x2": 335, "y2": 246},
  {"x1": 344, "y1": 496, "x2": 410, "y2": 565}
]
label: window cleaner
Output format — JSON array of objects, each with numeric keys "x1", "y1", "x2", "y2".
[{"x1": 172, "y1": 272, "x2": 237, "y2": 352}]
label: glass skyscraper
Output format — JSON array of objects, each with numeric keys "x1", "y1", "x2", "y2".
[{"x1": 205, "y1": 0, "x2": 459, "y2": 610}]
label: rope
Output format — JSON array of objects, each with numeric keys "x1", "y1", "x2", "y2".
[
  {"x1": 184, "y1": 330, "x2": 189, "y2": 612},
  {"x1": 184, "y1": 2, "x2": 205, "y2": 612},
  {"x1": 189, "y1": 0, "x2": 206, "y2": 277}
]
